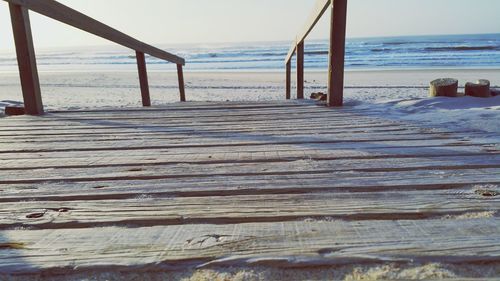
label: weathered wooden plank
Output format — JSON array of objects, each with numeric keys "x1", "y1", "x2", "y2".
[
  {"x1": 2, "y1": 128, "x2": 487, "y2": 147},
  {"x1": 0, "y1": 142, "x2": 494, "y2": 168},
  {"x1": 45, "y1": 101, "x2": 310, "y2": 113},
  {"x1": 1, "y1": 189, "x2": 498, "y2": 229},
  {"x1": 3, "y1": 0, "x2": 184, "y2": 64},
  {"x1": 3, "y1": 131, "x2": 492, "y2": 151},
  {"x1": 0, "y1": 114, "x2": 408, "y2": 127},
  {"x1": 0, "y1": 108, "x2": 485, "y2": 136},
  {"x1": 0, "y1": 112, "x2": 482, "y2": 153},
  {"x1": 34, "y1": 102, "x2": 416, "y2": 118},
  {"x1": 1, "y1": 166, "x2": 498, "y2": 190},
  {"x1": 2, "y1": 122, "x2": 375, "y2": 132},
  {"x1": 34, "y1": 100, "x2": 371, "y2": 112},
  {"x1": 39, "y1": 103, "x2": 372, "y2": 116},
  {"x1": 0, "y1": 114, "x2": 398, "y2": 131},
  {"x1": 0, "y1": 144, "x2": 494, "y2": 170},
  {"x1": 0, "y1": 126, "x2": 447, "y2": 143},
  {"x1": 1, "y1": 134, "x2": 482, "y2": 152},
  {"x1": 1, "y1": 218, "x2": 498, "y2": 274},
  {"x1": 3, "y1": 132, "x2": 484, "y2": 151},
  {"x1": 1, "y1": 154, "x2": 498, "y2": 184},
  {"x1": 0, "y1": 118, "x2": 408, "y2": 135},
  {"x1": 0, "y1": 125, "x2": 422, "y2": 141},
  {"x1": 1, "y1": 167, "x2": 498, "y2": 203},
  {"x1": 0, "y1": 103, "x2": 383, "y2": 120},
  {"x1": 0, "y1": 105, "x2": 462, "y2": 130},
  {"x1": 0, "y1": 137, "x2": 486, "y2": 157},
  {"x1": 1, "y1": 125, "x2": 486, "y2": 144},
  {"x1": 0, "y1": 127, "x2": 486, "y2": 150}
]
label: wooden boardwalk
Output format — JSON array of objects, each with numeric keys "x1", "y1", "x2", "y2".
[{"x1": 0, "y1": 101, "x2": 499, "y2": 278}]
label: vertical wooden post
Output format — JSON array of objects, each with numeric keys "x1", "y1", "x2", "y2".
[
  {"x1": 296, "y1": 41, "x2": 304, "y2": 99},
  {"x1": 135, "y1": 51, "x2": 151, "y2": 107},
  {"x1": 285, "y1": 60, "x2": 291, "y2": 100},
  {"x1": 327, "y1": 0, "x2": 348, "y2": 107},
  {"x1": 9, "y1": 4, "x2": 43, "y2": 115},
  {"x1": 177, "y1": 64, "x2": 186, "y2": 102}
]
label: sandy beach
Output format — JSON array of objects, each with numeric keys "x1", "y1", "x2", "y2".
[{"x1": 1, "y1": 68, "x2": 499, "y2": 133}]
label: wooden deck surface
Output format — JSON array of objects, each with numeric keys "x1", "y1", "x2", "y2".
[{"x1": 0, "y1": 101, "x2": 499, "y2": 278}]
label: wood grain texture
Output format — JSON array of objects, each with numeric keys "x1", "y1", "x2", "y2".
[
  {"x1": 0, "y1": 101, "x2": 498, "y2": 277},
  {"x1": 1, "y1": 189, "x2": 498, "y2": 229},
  {"x1": 1, "y1": 219, "x2": 499, "y2": 274},
  {"x1": 1, "y1": 154, "x2": 499, "y2": 184}
]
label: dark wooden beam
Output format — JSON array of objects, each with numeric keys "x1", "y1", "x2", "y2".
[
  {"x1": 177, "y1": 64, "x2": 186, "y2": 102},
  {"x1": 296, "y1": 41, "x2": 304, "y2": 100},
  {"x1": 135, "y1": 51, "x2": 151, "y2": 107},
  {"x1": 327, "y1": 0, "x2": 348, "y2": 107},
  {"x1": 9, "y1": 3, "x2": 43, "y2": 115},
  {"x1": 286, "y1": 61, "x2": 291, "y2": 100}
]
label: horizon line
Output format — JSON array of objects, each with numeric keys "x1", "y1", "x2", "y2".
[{"x1": 0, "y1": 32, "x2": 499, "y2": 53}]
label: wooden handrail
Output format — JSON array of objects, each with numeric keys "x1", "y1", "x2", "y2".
[
  {"x1": 5, "y1": 0, "x2": 184, "y2": 65},
  {"x1": 285, "y1": 0, "x2": 330, "y2": 64},
  {"x1": 4, "y1": 0, "x2": 186, "y2": 115},
  {"x1": 285, "y1": 0, "x2": 348, "y2": 107}
]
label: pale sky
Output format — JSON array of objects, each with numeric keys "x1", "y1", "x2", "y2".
[{"x1": 1, "y1": 0, "x2": 500, "y2": 51}]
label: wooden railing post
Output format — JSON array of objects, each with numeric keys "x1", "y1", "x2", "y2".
[
  {"x1": 296, "y1": 41, "x2": 304, "y2": 99},
  {"x1": 9, "y1": 3, "x2": 43, "y2": 115},
  {"x1": 135, "y1": 51, "x2": 151, "y2": 107},
  {"x1": 177, "y1": 64, "x2": 186, "y2": 102},
  {"x1": 327, "y1": 0, "x2": 348, "y2": 107},
  {"x1": 285, "y1": 60, "x2": 291, "y2": 100}
]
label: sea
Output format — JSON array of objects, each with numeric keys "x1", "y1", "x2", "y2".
[{"x1": 0, "y1": 33, "x2": 499, "y2": 72}]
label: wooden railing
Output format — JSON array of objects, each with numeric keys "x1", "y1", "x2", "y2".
[
  {"x1": 285, "y1": 0, "x2": 348, "y2": 106},
  {"x1": 4, "y1": 0, "x2": 186, "y2": 115}
]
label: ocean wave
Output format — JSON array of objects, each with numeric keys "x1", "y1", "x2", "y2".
[
  {"x1": 371, "y1": 48, "x2": 393, "y2": 52},
  {"x1": 382, "y1": 42, "x2": 407, "y2": 46},
  {"x1": 305, "y1": 51, "x2": 329, "y2": 55},
  {"x1": 382, "y1": 41, "x2": 464, "y2": 46},
  {"x1": 0, "y1": 34, "x2": 499, "y2": 71},
  {"x1": 424, "y1": 46, "x2": 499, "y2": 52}
]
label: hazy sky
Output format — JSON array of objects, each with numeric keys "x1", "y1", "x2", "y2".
[{"x1": 1, "y1": 0, "x2": 500, "y2": 51}]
